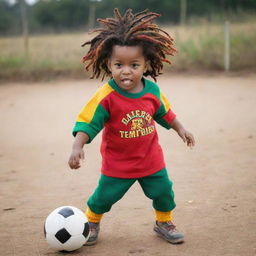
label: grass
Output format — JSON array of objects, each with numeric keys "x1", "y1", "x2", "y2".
[
  {"x1": 0, "y1": 20, "x2": 256, "y2": 81},
  {"x1": 164, "y1": 21, "x2": 256, "y2": 71}
]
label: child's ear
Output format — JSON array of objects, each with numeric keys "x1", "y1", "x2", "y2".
[
  {"x1": 107, "y1": 60, "x2": 111, "y2": 72},
  {"x1": 144, "y1": 61, "x2": 149, "y2": 72}
]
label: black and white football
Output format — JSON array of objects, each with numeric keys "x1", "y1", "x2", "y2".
[{"x1": 44, "y1": 206, "x2": 90, "y2": 251}]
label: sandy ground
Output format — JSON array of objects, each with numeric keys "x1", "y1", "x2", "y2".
[{"x1": 0, "y1": 75, "x2": 255, "y2": 256}]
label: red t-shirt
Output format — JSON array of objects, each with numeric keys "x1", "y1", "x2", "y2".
[{"x1": 73, "y1": 78, "x2": 176, "y2": 178}]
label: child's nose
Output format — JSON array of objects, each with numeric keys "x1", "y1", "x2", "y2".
[{"x1": 122, "y1": 66, "x2": 131, "y2": 74}]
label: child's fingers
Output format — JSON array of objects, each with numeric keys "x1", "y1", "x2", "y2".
[
  {"x1": 190, "y1": 134, "x2": 195, "y2": 146},
  {"x1": 68, "y1": 156, "x2": 75, "y2": 168},
  {"x1": 180, "y1": 134, "x2": 186, "y2": 143},
  {"x1": 186, "y1": 134, "x2": 195, "y2": 147},
  {"x1": 71, "y1": 156, "x2": 80, "y2": 169}
]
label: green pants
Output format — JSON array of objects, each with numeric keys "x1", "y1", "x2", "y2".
[{"x1": 87, "y1": 168, "x2": 176, "y2": 214}]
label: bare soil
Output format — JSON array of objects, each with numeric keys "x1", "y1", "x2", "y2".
[{"x1": 0, "y1": 75, "x2": 255, "y2": 256}]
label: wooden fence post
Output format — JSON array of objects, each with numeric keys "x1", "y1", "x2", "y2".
[
  {"x1": 19, "y1": 0, "x2": 29, "y2": 58},
  {"x1": 224, "y1": 21, "x2": 230, "y2": 71},
  {"x1": 180, "y1": 0, "x2": 187, "y2": 26}
]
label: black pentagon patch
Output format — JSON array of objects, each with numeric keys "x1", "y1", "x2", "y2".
[
  {"x1": 43, "y1": 222, "x2": 46, "y2": 237},
  {"x1": 82, "y1": 222, "x2": 90, "y2": 238},
  {"x1": 55, "y1": 228, "x2": 71, "y2": 244},
  {"x1": 58, "y1": 207, "x2": 74, "y2": 218}
]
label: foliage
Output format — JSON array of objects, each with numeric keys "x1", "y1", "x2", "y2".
[
  {"x1": 0, "y1": 1, "x2": 19, "y2": 34},
  {"x1": 0, "y1": 0, "x2": 256, "y2": 35}
]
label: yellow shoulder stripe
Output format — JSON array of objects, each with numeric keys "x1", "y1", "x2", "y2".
[
  {"x1": 77, "y1": 83, "x2": 114, "y2": 123},
  {"x1": 160, "y1": 92, "x2": 170, "y2": 112}
]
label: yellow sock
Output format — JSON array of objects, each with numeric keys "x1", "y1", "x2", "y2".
[
  {"x1": 85, "y1": 207, "x2": 103, "y2": 223},
  {"x1": 155, "y1": 210, "x2": 173, "y2": 222}
]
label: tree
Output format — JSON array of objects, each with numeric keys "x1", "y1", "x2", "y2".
[{"x1": 19, "y1": 0, "x2": 29, "y2": 56}]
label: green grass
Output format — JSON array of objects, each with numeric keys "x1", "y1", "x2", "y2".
[
  {"x1": 165, "y1": 21, "x2": 256, "y2": 71},
  {"x1": 0, "y1": 56, "x2": 26, "y2": 70}
]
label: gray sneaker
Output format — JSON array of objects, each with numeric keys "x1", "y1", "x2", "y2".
[
  {"x1": 154, "y1": 221, "x2": 184, "y2": 244},
  {"x1": 84, "y1": 222, "x2": 100, "y2": 246}
]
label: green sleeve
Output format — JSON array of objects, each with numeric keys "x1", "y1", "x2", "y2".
[
  {"x1": 72, "y1": 104, "x2": 109, "y2": 143},
  {"x1": 145, "y1": 79, "x2": 174, "y2": 129},
  {"x1": 153, "y1": 104, "x2": 172, "y2": 129}
]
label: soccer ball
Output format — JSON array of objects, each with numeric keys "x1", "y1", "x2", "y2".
[{"x1": 44, "y1": 206, "x2": 90, "y2": 252}]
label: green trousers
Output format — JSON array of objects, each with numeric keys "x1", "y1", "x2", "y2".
[{"x1": 87, "y1": 168, "x2": 176, "y2": 214}]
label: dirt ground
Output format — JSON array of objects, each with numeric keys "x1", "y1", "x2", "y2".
[{"x1": 0, "y1": 75, "x2": 255, "y2": 256}]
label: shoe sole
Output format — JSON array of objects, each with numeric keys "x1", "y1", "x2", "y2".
[
  {"x1": 84, "y1": 240, "x2": 97, "y2": 246},
  {"x1": 154, "y1": 228, "x2": 184, "y2": 244}
]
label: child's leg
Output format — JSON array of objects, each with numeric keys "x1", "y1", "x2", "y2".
[
  {"x1": 84, "y1": 174, "x2": 135, "y2": 245},
  {"x1": 87, "y1": 174, "x2": 136, "y2": 216},
  {"x1": 138, "y1": 168, "x2": 176, "y2": 214},
  {"x1": 86, "y1": 207, "x2": 104, "y2": 223},
  {"x1": 138, "y1": 168, "x2": 184, "y2": 244},
  {"x1": 155, "y1": 210, "x2": 173, "y2": 222}
]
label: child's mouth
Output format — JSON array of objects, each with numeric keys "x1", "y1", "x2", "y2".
[{"x1": 121, "y1": 79, "x2": 132, "y2": 85}]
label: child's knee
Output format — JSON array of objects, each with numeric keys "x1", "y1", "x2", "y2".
[
  {"x1": 87, "y1": 196, "x2": 113, "y2": 213},
  {"x1": 87, "y1": 190, "x2": 122, "y2": 213},
  {"x1": 144, "y1": 180, "x2": 174, "y2": 200}
]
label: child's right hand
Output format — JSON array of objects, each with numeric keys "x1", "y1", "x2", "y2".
[
  {"x1": 68, "y1": 132, "x2": 89, "y2": 169},
  {"x1": 68, "y1": 148, "x2": 85, "y2": 169}
]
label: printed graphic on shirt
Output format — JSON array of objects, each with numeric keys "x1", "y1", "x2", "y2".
[{"x1": 120, "y1": 110, "x2": 155, "y2": 139}]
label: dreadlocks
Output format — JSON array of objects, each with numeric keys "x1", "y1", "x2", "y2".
[{"x1": 82, "y1": 8, "x2": 176, "y2": 81}]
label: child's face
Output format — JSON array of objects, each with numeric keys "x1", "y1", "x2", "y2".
[{"x1": 108, "y1": 45, "x2": 147, "y2": 93}]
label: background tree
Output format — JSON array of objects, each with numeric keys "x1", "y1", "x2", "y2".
[{"x1": 1, "y1": 0, "x2": 256, "y2": 35}]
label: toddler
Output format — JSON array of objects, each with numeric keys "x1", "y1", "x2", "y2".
[{"x1": 68, "y1": 8, "x2": 195, "y2": 245}]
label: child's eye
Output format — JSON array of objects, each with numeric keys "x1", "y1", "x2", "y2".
[
  {"x1": 114, "y1": 63, "x2": 122, "y2": 68},
  {"x1": 131, "y1": 64, "x2": 139, "y2": 68}
]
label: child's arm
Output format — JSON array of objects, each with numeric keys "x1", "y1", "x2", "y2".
[
  {"x1": 68, "y1": 132, "x2": 89, "y2": 169},
  {"x1": 170, "y1": 118, "x2": 195, "y2": 148}
]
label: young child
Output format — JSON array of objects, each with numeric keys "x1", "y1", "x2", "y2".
[{"x1": 68, "y1": 8, "x2": 195, "y2": 245}]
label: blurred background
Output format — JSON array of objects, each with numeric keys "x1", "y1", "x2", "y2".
[
  {"x1": 1, "y1": 4, "x2": 256, "y2": 255},
  {"x1": 0, "y1": 0, "x2": 255, "y2": 81}
]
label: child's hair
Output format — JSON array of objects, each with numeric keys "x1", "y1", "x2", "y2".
[{"x1": 82, "y1": 8, "x2": 176, "y2": 81}]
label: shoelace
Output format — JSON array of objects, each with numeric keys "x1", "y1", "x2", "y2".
[{"x1": 160, "y1": 221, "x2": 177, "y2": 232}]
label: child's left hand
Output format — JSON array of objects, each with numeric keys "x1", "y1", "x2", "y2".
[
  {"x1": 177, "y1": 128, "x2": 195, "y2": 148},
  {"x1": 170, "y1": 118, "x2": 195, "y2": 148}
]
